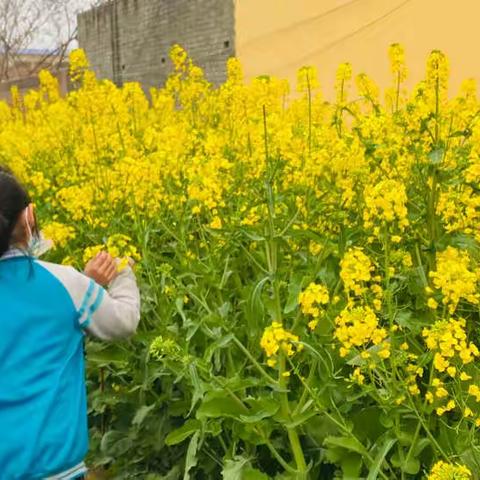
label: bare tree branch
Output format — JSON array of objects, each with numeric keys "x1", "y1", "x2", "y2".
[{"x1": 0, "y1": 0, "x2": 101, "y2": 81}]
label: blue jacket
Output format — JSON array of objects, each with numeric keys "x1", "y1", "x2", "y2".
[{"x1": 0, "y1": 250, "x2": 140, "y2": 479}]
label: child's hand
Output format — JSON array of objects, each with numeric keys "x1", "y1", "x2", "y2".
[{"x1": 84, "y1": 251, "x2": 119, "y2": 286}]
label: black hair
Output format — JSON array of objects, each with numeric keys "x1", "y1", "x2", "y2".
[{"x1": 0, "y1": 166, "x2": 32, "y2": 257}]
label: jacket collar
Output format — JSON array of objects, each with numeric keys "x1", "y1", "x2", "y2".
[{"x1": 0, "y1": 248, "x2": 29, "y2": 261}]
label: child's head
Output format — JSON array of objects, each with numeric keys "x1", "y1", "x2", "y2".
[{"x1": 0, "y1": 167, "x2": 36, "y2": 257}]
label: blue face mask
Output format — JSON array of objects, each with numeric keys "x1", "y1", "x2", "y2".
[
  {"x1": 23, "y1": 207, "x2": 52, "y2": 257},
  {"x1": 31, "y1": 233, "x2": 53, "y2": 257},
  {"x1": 28, "y1": 232, "x2": 40, "y2": 255}
]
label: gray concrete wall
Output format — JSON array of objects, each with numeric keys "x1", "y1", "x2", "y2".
[
  {"x1": 0, "y1": 67, "x2": 70, "y2": 101},
  {"x1": 77, "y1": 0, "x2": 236, "y2": 90}
]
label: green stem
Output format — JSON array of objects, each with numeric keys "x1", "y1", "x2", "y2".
[
  {"x1": 404, "y1": 421, "x2": 421, "y2": 466},
  {"x1": 296, "y1": 369, "x2": 391, "y2": 480},
  {"x1": 232, "y1": 336, "x2": 276, "y2": 384},
  {"x1": 294, "y1": 360, "x2": 318, "y2": 416},
  {"x1": 263, "y1": 104, "x2": 307, "y2": 476},
  {"x1": 279, "y1": 354, "x2": 308, "y2": 477},
  {"x1": 264, "y1": 439, "x2": 297, "y2": 474},
  {"x1": 218, "y1": 434, "x2": 228, "y2": 455},
  {"x1": 414, "y1": 242, "x2": 428, "y2": 287},
  {"x1": 434, "y1": 71, "x2": 440, "y2": 145},
  {"x1": 427, "y1": 169, "x2": 438, "y2": 269},
  {"x1": 412, "y1": 405, "x2": 449, "y2": 461},
  {"x1": 384, "y1": 227, "x2": 394, "y2": 330},
  {"x1": 405, "y1": 353, "x2": 435, "y2": 464},
  {"x1": 384, "y1": 227, "x2": 399, "y2": 383},
  {"x1": 395, "y1": 70, "x2": 401, "y2": 113},
  {"x1": 201, "y1": 364, "x2": 293, "y2": 472},
  {"x1": 307, "y1": 73, "x2": 312, "y2": 156}
]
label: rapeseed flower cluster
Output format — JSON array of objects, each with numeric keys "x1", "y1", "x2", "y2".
[
  {"x1": 298, "y1": 282, "x2": 329, "y2": 330},
  {"x1": 437, "y1": 187, "x2": 480, "y2": 241},
  {"x1": 423, "y1": 318, "x2": 479, "y2": 418},
  {"x1": 260, "y1": 322, "x2": 302, "y2": 366},
  {"x1": 423, "y1": 318, "x2": 479, "y2": 372},
  {"x1": 335, "y1": 62, "x2": 352, "y2": 105},
  {"x1": 363, "y1": 179, "x2": 409, "y2": 232},
  {"x1": 42, "y1": 222, "x2": 76, "y2": 248},
  {"x1": 149, "y1": 335, "x2": 181, "y2": 361},
  {"x1": 334, "y1": 305, "x2": 389, "y2": 358},
  {"x1": 429, "y1": 247, "x2": 479, "y2": 313},
  {"x1": 404, "y1": 363, "x2": 423, "y2": 397},
  {"x1": 340, "y1": 247, "x2": 375, "y2": 297},
  {"x1": 388, "y1": 43, "x2": 407, "y2": 83},
  {"x1": 427, "y1": 461, "x2": 472, "y2": 480},
  {"x1": 83, "y1": 234, "x2": 141, "y2": 271},
  {"x1": 296, "y1": 66, "x2": 320, "y2": 93}
]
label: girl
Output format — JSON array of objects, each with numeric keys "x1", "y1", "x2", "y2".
[{"x1": 0, "y1": 168, "x2": 141, "y2": 479}]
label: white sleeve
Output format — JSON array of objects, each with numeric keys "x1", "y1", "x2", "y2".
[
  {"x1": 37, "y1": 260, "x2": 141, "y2": 341},
  {"x1": 86, "y1": 266, "x2": 141, "y2": 340}
]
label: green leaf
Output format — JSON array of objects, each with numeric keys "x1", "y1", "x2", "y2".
[
  {"x1": 183, "y1": 431, "x2": 200, "y2": 480},
  {"x1": 204, "y1": 334, "x2": 234, "y2": 363},
  {"x1": 188, "y1": 363, "x2": 206, "y2": 414},
  {"x1": 397, "y1": 431, "x2": 413, "y2": 447},
  {"x1": 450, "y1": 233, "x2": 479, "y2": 252},
  {"x1": 240, "y1": 397, "x2": 279, "y2": 423},
  {"x1": 284, "y1": 274, "x2": 303, "y2": 314},
  {"x1": 165, "y1": 419, "x2": 202, "y2": 446},
  {"x1": 351, "y1": 407, "x2": 386, "y2": 442},
  {"x1": 197, "y1": 393, "x2": 247, "y2": 419},
  {"x1": 379, "y1": 412, "x2": 394, "y2": 429},
  {"x1": 413, "y1": 437, "x2": 431, "y2": 457},
  {"x1": 304, "y1": 415, "x2": 339, "y2": 446},
  {"x1": 222, "y1": 456, "x2": 249, "y2": 480},
  {"x1": 390, "y1": 451, "x2": 401, "y2": 468},
  {"x1": 243, "y1": 231, "x2": 266, "y2": 242},
  {"x1": 243, "y1": 468, "x2": 269, "y2": 480},
  {"x1": 100, "y1": 430, "x2": 133, "y2": 457},
  {"x1": 367, "y1": 438, "x2": 396, "y2": 479},
  {"x1": 246, "y1": 277, "x2": 269, "y2": 336},
  {"x1": 175, "y1": 297, "x2": 187, "y2": 323},
  {"x1": 286, "y1": 409, "x2": 318, "y2": 429},
  {"x1": 395, "y1": 310, "x2": 415, "y2": 331},
  {"x1": 401, "y1": 457, "x2": 420, "y2": 475},
  {"x1": 223, "y1": 376, "x2": 263, "y2": 392},
  {"x1": 132, "y1": 404, "x2": 156, "y2": 427},
  {"x1": 449, "y1": 129, "x2": 469, "y2": 138},
  {"x1": 324, "y1": 436, "x2": 369, "y2": 456},
  {"x1": 341, "y1": 454, "x2": 363, "y2": 477},
  {"x1": 86, "y1": 344, "x2": 128, "y2": 365},
  {"x1": 206, "y1": 419, "x2": 223, "y2": 437},
  {"x1": 148, "y1": 466, "x2": 181, "y2": 480},
  {"x1": 222, "y1": 457, "x2": 269, "y2": 480},
  {"x1": 428, "y1": 148, "x2": 444, "y2": 164},
  {"x1": 218, "y1": 301, "x2": 231, "y2": 319},
  {"x1": 232, "y1": 422, "x2": 266, "y2": 446},
  {"x1": 197, "y1": 393, "x2": 278, "y2": 423}
]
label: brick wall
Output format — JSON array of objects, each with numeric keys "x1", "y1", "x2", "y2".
[{"x1": 77, "y1": 0, "x2": 236, "y2": 90}]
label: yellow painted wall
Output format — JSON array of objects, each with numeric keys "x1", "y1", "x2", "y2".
[{"x1": 234, "y1": 0, "x2": 480, "y2": 99}]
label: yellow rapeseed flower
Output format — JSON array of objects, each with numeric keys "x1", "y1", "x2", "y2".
[
  {"x1": 427, "y1": 460, "x2": 472, "y2": 480},
  {"x1": 42, "y1": 222, "x2": 75, "y2": 248},
  {"x1": 260, "y1": 322, "x2": 302, "y2": 360},
  {"x1": 340, "y1": 248, "x2": 375, "y2": 296},
  {"x1": 334, "y1": 305, "x2": 387, "y2": 357},
  {"x1": 298, "y1": 282, "x2": 329, "y2": 318},
  {"x1": 429, "y1": 247, "x2": 479, "y2": 313}
]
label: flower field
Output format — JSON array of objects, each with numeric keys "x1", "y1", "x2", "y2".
[{"x1": 1, "y1": 44, "x2": 480, "y2": 478}]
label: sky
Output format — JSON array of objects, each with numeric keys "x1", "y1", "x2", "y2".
[{"x1": 32, "y1": 1, "x2": 97, "y2": 51}]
